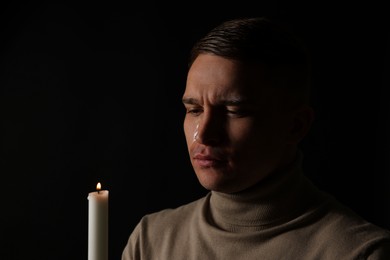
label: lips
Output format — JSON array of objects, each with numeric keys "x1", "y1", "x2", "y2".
[{"x1": 193, "y1": 153, "x2": 226, "y2": 168}]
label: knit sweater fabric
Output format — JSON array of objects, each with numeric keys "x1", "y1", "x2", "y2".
[{"x1": 122, "y1": 154, "x2": 390, "y2": 259}]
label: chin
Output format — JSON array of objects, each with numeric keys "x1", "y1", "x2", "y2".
[
  {"x1": 196, "y1": 170, "x2": 223, "y2": 190},
  {"x1": 196, "y1": 172, "x2": 240, "y2": 193}
]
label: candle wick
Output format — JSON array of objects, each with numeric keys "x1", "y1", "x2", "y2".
[{"x1": 98, "y1": 190, "x2": 100, "y2": 194}]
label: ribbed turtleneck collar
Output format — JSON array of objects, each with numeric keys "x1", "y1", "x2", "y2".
[{"x1": 209, "y1": 151, "x2": 321, "y2": 232}]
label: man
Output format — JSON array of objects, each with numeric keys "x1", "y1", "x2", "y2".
[{"x1": 122, "y1": 17, "x2": 390, "y2": 259}]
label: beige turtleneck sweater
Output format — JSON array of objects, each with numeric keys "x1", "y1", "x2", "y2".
[{"x1": 122, "y1": 154, "x2": 390, "y2": 259}]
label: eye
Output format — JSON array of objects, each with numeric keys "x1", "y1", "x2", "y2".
[
  {"x1": 186, "y1": 107, "x2": 203, "y2": 116},
  {"x1": 226, "y1": 107, "x2": 249, "y2": 117}
]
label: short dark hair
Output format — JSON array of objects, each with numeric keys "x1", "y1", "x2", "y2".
[{"x1": 189, "y1": 17, "x2": 311, "y2": 105}]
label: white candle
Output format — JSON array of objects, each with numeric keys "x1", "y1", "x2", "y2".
[{"x1": 88, "y1": 182, "x2": 109, "y2": 260}]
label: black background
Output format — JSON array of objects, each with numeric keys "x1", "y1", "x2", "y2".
[{"x1": 1, "y1": 1, "x2": 389, "y2": 259}]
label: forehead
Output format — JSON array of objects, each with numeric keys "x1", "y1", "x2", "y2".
[{"x1": 184, "y1": 54, "x2": 273, "y2": 103}]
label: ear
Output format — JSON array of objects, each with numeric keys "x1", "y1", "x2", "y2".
[{"x1": 287, "y1": 104, "x2": 315, "y2": 145}]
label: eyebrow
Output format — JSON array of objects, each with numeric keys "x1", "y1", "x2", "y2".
[
  {"x1": 182, "y1": 97, "x2": 199, "y2": 105},
  {"x1": 182, "y1": 97, "x2": 250, "y2": 106}
]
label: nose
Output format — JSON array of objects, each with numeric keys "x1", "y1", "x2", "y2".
[{"x1": 195, "y1": 111, "x2": 225, "y2": 145}]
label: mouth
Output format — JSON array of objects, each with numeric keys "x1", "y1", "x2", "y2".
[{"x1": 193, "y1": 154, "x2": 227, "y2": 168}]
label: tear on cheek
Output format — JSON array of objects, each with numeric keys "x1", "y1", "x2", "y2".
[{"x1": 192, "y1": 122, "x2": 199, "y2": 143}]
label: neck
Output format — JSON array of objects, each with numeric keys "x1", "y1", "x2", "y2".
[{"x1": 208, "y1": 150, "x2": 319, "y2": 231}]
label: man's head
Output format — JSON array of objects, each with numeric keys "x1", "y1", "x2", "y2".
[{"x1": 182, "y1": 17, "x2": 314, "y2": 193}]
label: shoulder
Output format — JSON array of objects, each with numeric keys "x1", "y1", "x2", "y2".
[
  {"x1": 141, "y1": 194, "x2": 209, "y2": 226},
  {"x1": 122, "y1": 194, "x2": 210, "y2": 259},
  {"x1": 322, "y1": 197, "x2": 390, "y2": 239},
  {"x1": 311, "y1": 195, "x2": 390, "y2": 258},
  {"x1": 122, "y1": 195, "x2": 209, "y2": 260},
  {"x1": 132, "y1": 193, "x2": 209, "y2": 239}
]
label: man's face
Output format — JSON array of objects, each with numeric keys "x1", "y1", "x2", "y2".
[{"x1": 182, "y1": 54, "x2": 295, "y2": 193}]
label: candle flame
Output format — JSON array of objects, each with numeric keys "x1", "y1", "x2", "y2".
[{"x1": 96, "y1": 182, "x2": 101, "y2": 191}]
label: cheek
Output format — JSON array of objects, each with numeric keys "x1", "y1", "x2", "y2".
[
  {"x1": 228, "y1": 119, "x2": 255, "y2": 142},
  {"x1": 231, "y1": 118, "x2": 283, "y2": 151},
  {"x1": 193, "y1": 123, "x2": 199, "y2": 142},
  {"x1": 184, "y1": 117, "x2": 200, "y2": 145}
]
